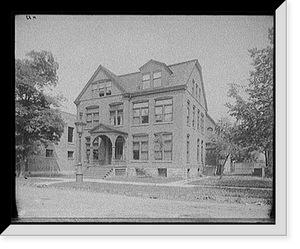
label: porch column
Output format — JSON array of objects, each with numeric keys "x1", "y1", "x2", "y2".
[
  {"x1": 111, "y1": 146, "x2": 116, "y2": 166},
  {"x1": 89, "y1": 134, "x2": 94, "y2": 166},
  {"x1": 123, "y1": 138, "x2": 127, "y2": 162}
]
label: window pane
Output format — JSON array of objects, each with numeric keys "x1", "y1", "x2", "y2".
[
  {"x1": 106, "y1": 81, "x2": 112, "y2": 87},
  {"x1": 133, "y1": 150, "x2": 139, "y2": 160},
  {"x1": 155, "y1": 114, "x2": 163, "y2": 122},
  {"x1": 164, "y1": 141, "x2": 172, "y2": 151},
  {"x1": 93, "y1": 120, "x2": 99, "y2": 127},
  {"x1": 93, "y1": 112, "x2": 99, "y2": 120},
  {"x1": 141, "y1": 141, "x2": 148, "y2": 151},
  {"x1": 92, "y1": 83, "x2": 98, "y2": 90},
  {"x1": 133, "y1": 109, "x2": 140, "y2": 117},
  {"x1": 134, "y1": 102, "x2": 148, "y2": 108},
  {"x1": 143, "y1": 80, "x2": 150, "y2": 89},
  {"x1": 133, "y1": 142, "x2": 139, "y2": 150},
  {"x1": 86, "y1": 113, "x2": 92, "y2": 121},
  {"x1": 141, "y1": 115, "x2": 149, "y2": 124},
  {"x1": 156, "y1": 99, "x2": 172, "y2": 106},
  {"x1": 99, "y1": 88, "x2": 105, "y2": 97},
  {"x1": 140, "y1": 151, "x2": 148, "y2": 160},
  {"x1": 155, "y1": 106, "x2": 163, "y2": 115},
  {"x1": 164, "y1": 151, "x2": 172, "y2": 161},
  {"x1": 106, "y1": 86, "x2": 111, "y2": 95},
  {"x1": 133, "y1": 117, "x2": 140, "y2": 125},
  {"x1": 164, "y1": 113, "x2": 172, "y2": 122},
  {"x1": 154, "y1": 151, "x2": 162, "y2": 160},
  {"x1": 153, "y1": 71, "x2": 161, "y2": 79},
  {"x1": 141, "y1": 108, "x2": 148, "y2": 116},
  {"x1": 163, "y1": 133, "x2": 172, "y2": 141},
  {"x1": 164, "y1": 105, "x2": 172, "y2": 114},
  {"x1": 142, "y1": 74, "x2": 150, "y2": 81}
]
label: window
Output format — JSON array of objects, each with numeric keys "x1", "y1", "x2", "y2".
[
  {"x1": 201, "y1": 112, "x2": 205, "y2": 133},
  {"x1": 195, "y1": 84, "x2": 198, "y2": 99},
  {"x1": 92, "y1": 83, "x2": 98, "y2": 98},
  {"x1": 199, "y1": 87, "x2": 201, "y2": 102},
  {"x1": 142, "y1": 73, "x2": 150, "y2": 89},
  {"x1": 132, "y1": 102, "x2": 149, "y2": 125},
  {"x1": 93, "y1": 137, "x2": 99, "y2": 160},
  {"x1": 187, "y1": 101, "x2": 190, "y2": 125},
  {"x1": 154, "y1": 133, "x2": 173, "y2": 161},
  {"x1": 68, "y1": 127, "x2": 74, "y2": 143},
  {"x1": 46, "y1": 149, "x2": 54, "y2": 158},
  {"x1": 187, "y1": 135, "x2": 190, "y2": 162},
  {"x1": 95, "y1": 80, "x2": 112, "y2": 97},
  {"x1": 132, "y1": 134, "x2": 148, "y2": 160},
  {"x1": 197, "y1": 138, "x2": 200, "y2": 163},
  {"x1": 110, "y1": 103, "x2": 123, "y2": 126},
  {"x1": 68, "y1": 151, "x2": 74, "y2": 159},
  {"x1": 86, "y1": 107, "x2": 99, "y2": 129},
  {"x1": 197, "y1": 110, "x2": 200, "y2": 130},
  {"x1": 153, "y1": 71, "x2": 162, "y2": 87},
  {"x1": 85, "y1": 137, "x2": 91, "y2": 163},
  {"x1": 192, "y1": 79, "x2": 195, "y2": 95},
  {"x1": 155, "y1": 98, "x2": 173, "y2": 123},
  {"x1": 158, "y1": 168, "x2": 167, "y2": 177},
  {"x1": 192, "y1": 105, "x2": 196, "y2": 128},
  {"x1": 201, "y1": 140, "x2": 204, "y2": 165}
]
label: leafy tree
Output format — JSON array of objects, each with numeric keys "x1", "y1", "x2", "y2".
[
  {"x1": 15, "y1": 51, "x2": 65, "y2": 176},
  {"x1": 226, "y1": 27, "x2": 274, "y2": 176},
  {"x1": 210, "y1": 117, "x2": 242, "y2": 179}
]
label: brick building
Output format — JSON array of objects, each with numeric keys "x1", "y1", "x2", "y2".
[
  {"x1": 74, "y1": 59, "x2": 215, "y2": 178},
  {"x1": 27, "y1": 111, "x2": 77, "y2": 175}
]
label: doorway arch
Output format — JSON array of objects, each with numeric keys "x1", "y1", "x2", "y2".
[
  {"x1": 115, "y1": 135, "x2": 125, "y2": 161},
  {"x1": 93, "y1": 135, "x2": 112, "y2": 166}
]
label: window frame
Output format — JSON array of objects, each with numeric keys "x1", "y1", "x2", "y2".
[
  {"x1": 154, "y1": 98, "x2": 173, "y2": 123},
  {"x1": 132, "y1": 101, "x2": 149, "y2": 125},
  {"x1": 153, "y1": 71, "x2": 162, "y2": 88},
  {"x1": 109, "y1": 103, "x2": 124, "y2": 126},
  {"x1": 132, "y1": 134, "x2": 149, "y2": 161},
  {"x1": 67, "y1": 126, "x2": 74, "y2": 143},
  {"x1": 154, "y1": 132, "x2": 173, "y2": 161},
  {"x1": 142, "y1": 73, "x2": 151, "y2": 90},
  {"x1": 86, "y1": 106, "x2": 99, "y2": 129}
]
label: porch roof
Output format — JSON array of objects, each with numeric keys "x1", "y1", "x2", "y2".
[{"x1": 88, "y1": 123, "x2": 128, "y2": 135}]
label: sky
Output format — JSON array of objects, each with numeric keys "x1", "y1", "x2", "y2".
[{"x1": 15, "y1": 14, "x2": 273, "y2": 121}]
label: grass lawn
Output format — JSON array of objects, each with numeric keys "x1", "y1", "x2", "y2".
[
  {"x1": 188, "y1": 175, "x2": 273, "y2": 189},
  {"x1": 104, "y1": 176, "x2": 183, "y2": 184}
]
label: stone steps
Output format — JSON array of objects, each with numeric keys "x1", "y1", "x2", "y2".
[{"x1": 84, "y1": 166, "x2": 113, "y2": 179}]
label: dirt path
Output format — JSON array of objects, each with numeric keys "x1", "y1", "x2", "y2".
[{"x1": 15, "y1": 184, "x2": 272, "y2": 222}]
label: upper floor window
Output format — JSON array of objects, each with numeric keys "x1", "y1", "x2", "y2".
[
  {"x1": 99, "y1": 80, "x2": 112, "y2": 97},
  {"x1": 86, "y1": 107, "x2": 99, "y2": 129},
  {"x1": 46, "y1": 149, "x2": 54, "y2": 158},
  {"x1": 142, "y1": 73, "x2": 150, "y2": 89},
  {"x1": 201, "y1": 112, "x2": 205, "y2": 133},
  {"x1": 187, "y1": 101, "x2": 190, "y2": 125},
  {"x1": 68, "y1": 127, "x2": 74, "y2": 143},
  {"x1": 132, "y1": 101, "x2": 149, "y2": 125},
  {"x1": 199, "y1": 87, "x2": 201, "y2": 102},
  {"x1": 153, "y1": 71, "x2": 162, "y2": 87},
  {"x1": 197, "y1": 109, "x2": 200, "y2": 130},
  {"x1": 92, "y1": 80, "x2": 112, "y2": 98},
  {"x1": 192, "y1": 105, "x2": 196, "y2": 128},
  {"x1": 192, "y1": 80, "x2": 195, "y2": 95},
  {"x1": 195, "y1": 84, "x2": 198, "y2": 99},
  {"x1": 187, "y1": 134, "x2": 190, "y2": 162},
  {"x1": 155, "y1": 98, "x2": 173, "y2": 123},
  {"x1": 110, "y1": 103, "x2": 123, "y2": 126}
]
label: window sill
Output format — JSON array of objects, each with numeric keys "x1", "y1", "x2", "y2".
[
  {"x1": 131, "y1": 123, "x2": 149, "y2": 127},
  {"x1": 152, "y1": 160, "x2": 173, "y2": 163},
  {"x1": 153, "y1": 121, "x2": 173, "y2": 125},
  {"x1": 130, "y1": 160, "x2": 149, "y2": 163},
  {"x1": 68, "y1": 142, "x2": 75, "y2": 145}
]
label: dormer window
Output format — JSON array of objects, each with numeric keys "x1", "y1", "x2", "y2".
[
  {"x1": 153, "y1": 71, "x2": 162, "y2": 87},
  {"x1": 142, "y1": 73, "x2": 150, "y2": 89}
]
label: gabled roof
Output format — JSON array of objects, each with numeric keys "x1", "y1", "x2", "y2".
[
  {"x1": 89, "y1": 123, "x2": 128, "y2": 135},
  {"x1": 139, "y1": 59, "x2": 173, "y2": 75},
  {"x1": 74, "y1": 64, "x2": 127, "y2": 105}
]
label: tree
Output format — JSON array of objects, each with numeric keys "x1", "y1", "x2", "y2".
[
  {"x1": 226, "y1": 27, "x2": 274, "y2": 176},
  {"x1": 210, "y1": 117, "x2": 242, "y2": 179},
  {"x1": 15, "y1": 51, "x2": 65, "y2": 176}
]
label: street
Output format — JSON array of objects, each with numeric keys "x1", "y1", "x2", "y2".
[{"x1": 15, "y1": 182, "x2": 272, "y2": 222}]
